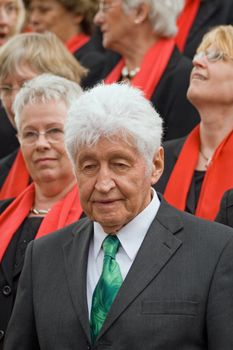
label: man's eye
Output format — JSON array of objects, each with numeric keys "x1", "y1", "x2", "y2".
[
  {"x1": 82, "y1": 164, "x2": 97, "y2": 172},
  {"x1": 113, "y1": 162, "x2": 129, "y2": 169}
]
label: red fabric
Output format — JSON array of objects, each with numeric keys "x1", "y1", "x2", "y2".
[
  {"x1": 105, "y1": 38, "x2": 175, "y2": 99},
  {"x1": 0, "y1": 183, "x2": 82, "y2": 261},
  {"x1": 0, "y1": 150, "x2": 30, "y2": 200},
  {"x1": 176, "y1": 0, "x2": 201, "y2": 52},
  {"x1": 66, "y1": 33, "x2": 90, "y2": 53},
  {"x1": 164, "y1": 125, "x2": 233, "y2": 220}
]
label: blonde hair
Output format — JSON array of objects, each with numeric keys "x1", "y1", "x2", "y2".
[
  {"x1": 15, "y1": 0, "x2": 26, "y2": 34},
  {"x1": 0, "y1": 32, "x2": 87, "y2": 83},
  {"x1": 197, "y1": 25, "x2": 233, "y2": 57}
]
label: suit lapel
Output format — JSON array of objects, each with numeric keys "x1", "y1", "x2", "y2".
[
  {"x1": 188, "y1": 0, "x2": 219, "y2": 41},
  {"x1": 98, "y1": 199, "x2": 183, "y2": 340},
  {"x1": 63, "y1": 219, "x2": 93, "y2": 341}
]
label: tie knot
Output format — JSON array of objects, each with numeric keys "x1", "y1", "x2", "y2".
[{"x1": 102, "y1": 235, "x2": 120, "y2": 258}]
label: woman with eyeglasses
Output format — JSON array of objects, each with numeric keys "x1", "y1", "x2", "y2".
[
  {"x1": 0, "y1": 31, "x2": 86, "y2": 200},
  {"x1": 93, "y1": 0, "x2": 199, "y2": 141},
  {"x1": 0, "y1": 74, "x2": 84, "y2": 349},
  {"x1": 154, "y1": 25, "x2": 233, "y2": 221}
]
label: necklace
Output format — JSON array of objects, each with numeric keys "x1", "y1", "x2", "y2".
[
  {"x1": 121, "y1": 66, "x2": 140, "y2": 80},
  {"x1": 30, "y1": 208, "x2": 50, "y2": 215},
  {"x1": 199, "y1": 149, "x2": 212, "y2": 168}
]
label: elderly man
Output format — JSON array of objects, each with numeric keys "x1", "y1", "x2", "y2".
[{"x1": 4, "y1": 83, "x2": 233, "y2": 349}]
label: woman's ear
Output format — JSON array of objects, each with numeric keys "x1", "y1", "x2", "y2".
[{"x1": 133, "y1": 2, "x2": 150, "y2": 24}]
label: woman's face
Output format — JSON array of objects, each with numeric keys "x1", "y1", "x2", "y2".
[
  {"x1": 0, "y1": 64, "x2": 38, "y2": 126},
  {"x1": 28, "y1": 0, "x2": 80, "y2": 43},
  {"x1": 0, "y1": 0, "x2": 19, "y2": 45},
  {"x1": 187, "y1": 45, "x2": 233, "y2": 111},
  {"x1": 18, "y1": 99, "x2": 75, "y2": 187},
  {"x1": 94, "y1": 0, "x2": 138, "y2": 52}
]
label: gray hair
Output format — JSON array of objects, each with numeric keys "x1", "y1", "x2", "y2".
[
  {"x1": 13, "y1": 73, "x2": 83, "y2": 131},
  {"x1": 65, "y1": 83, "x2": 163, "y2": 170},
  {"x1": 123, "y1": 0, "x2": 184, "y2": 37}
]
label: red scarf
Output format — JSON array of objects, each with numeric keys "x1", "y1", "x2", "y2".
[
  {"x1": 66, "y1": 33, "x2": 90, "y2": 53},
  {"x1": 105, "y1": 38, "x2": 175, "y2": 99},
  {"x1": 0, "y1": 150, "x2": 30, "y2": 200},
  {"x1": 164, "y1": 125, "x2": 233, "y2": 220},
  {"x1": 176, "y1": 0, "x2": 201, "y2": 52},
  {"x1": 0, "y1": 183, "x2": 82, "y2": 261}
]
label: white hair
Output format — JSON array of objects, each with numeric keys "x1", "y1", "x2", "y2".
[
  {"x1": 65, "y1": 83, "x2": 163, "y2": 170},
  {"x1": 123, "y1": 0, "x2": 185, "y2": 37},
  {"x1": 13, "y1": 73, "x2": 83, "y2": 131}
]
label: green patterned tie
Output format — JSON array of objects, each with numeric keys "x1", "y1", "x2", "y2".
[{"x1": 90, "y1": 235, "x2": 123, "y2": 343}]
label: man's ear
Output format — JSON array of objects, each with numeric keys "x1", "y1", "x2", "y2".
[{"x1": 151, "y1": 147, "x2": 164, "y2": 185}]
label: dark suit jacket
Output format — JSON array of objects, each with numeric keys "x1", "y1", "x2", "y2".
[
  {"x1": 0, "y1": 106, "x2": 19, "y2": 159},
  {"x1": 4, "y1": 196, "x2": 233, "y2": 349},
  {"x1": 0, "y1": 149, "x2": 18, "y2": 190},
  {"x1": 184, "y1": 0, "x2": 233, "y2": 59},
  {"x1": 154, "y1": 137, "x2": 186, "y2": 194},
  {"x1": 0, "y1": 198, "x2": 16, "y2": 349},
  {"x1": 215, "y1": 189, "x2": 233, "y2": 227}
]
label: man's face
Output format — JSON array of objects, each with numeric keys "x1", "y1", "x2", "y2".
[{"x1": 75, "y1": 136, "x2": 163, "y2": 233}]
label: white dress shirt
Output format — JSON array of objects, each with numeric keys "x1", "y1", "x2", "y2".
[{"x1": 86, "y1": 188, "x2": 160, "y2": 316}]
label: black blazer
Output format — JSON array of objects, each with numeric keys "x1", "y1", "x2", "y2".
[
  {"x1": 4, "y1": 196, "x2": 233, "y2": 349},
  {"x1": 184, "y1": 0, "x2": 233, "y2": 59},
  {"x1": 154, "y1": 137, "x2": 186, "y2": 194},
  {"x1": 0, "y1": 198, "x2": 15, "y2": 349},
  {"x1": 215, "y1": 189, "x2": 233, "y2": 227},
  {"x1": 0, "y1": 149, "x2": 18, "y2": 190},
  {"x1": 0, "y1": 106, "x2": 19, "y2": 160}
]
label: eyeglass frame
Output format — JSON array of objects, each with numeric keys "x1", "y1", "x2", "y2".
[
  {"x1": 193, "y1": 49, "x2": 233, "y2": 63},
  {"x1": 97, "y1": 0, "x2": 120, "y2": 13},
  {"x1": 17, "y1": 127, "x2": 65, "y2": 145}
]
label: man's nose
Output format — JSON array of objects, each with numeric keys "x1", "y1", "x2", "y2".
[{"x1": 95, "y1": 168, "x2": 115, "y2": 192}]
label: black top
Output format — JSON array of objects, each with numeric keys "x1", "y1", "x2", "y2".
[
  {"x1": 184, "y1": 0, "x2": 233, "y2": 59},
  {"x1": 0, "y1": 106, "x2": 19, "y2": 160},
  {"x1": 0, "y1": 215, "x2": 43, "y2": 349},
  {"x1": 186, "y1": 170, "x2": 205, "y2": 214}
]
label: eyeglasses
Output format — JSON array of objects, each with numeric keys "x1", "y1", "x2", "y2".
[
  {"x1": 0, "y1": 80, "x2": 27, "y2": 98},
  {"x1": 98, "y1": 1, "x2": 120, "y2": 13},
  {"x1": 18, "y1": 128, "x2": 64, "y2": 145},
  {"x1": 193, "y1": 49, "x2": 233, "y2": 63}
]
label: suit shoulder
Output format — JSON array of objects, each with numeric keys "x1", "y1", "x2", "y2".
[
  {"x1": 221, "y1": 189, "x2": 233, "y2": 207},
  {"x1": 163, "y1": 137, "x2": 186, "y2": 153},
  {"x1": 33, "y1": 217, "x2": 91, "y2": 248},
  {"x1": 158, "y1": 197, "x2": 233, "y2": 245},
  {"x1": 179, "y1": 206, "x2": 233, "y2": 245}
]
